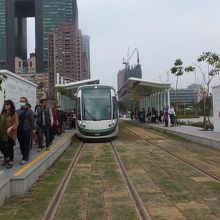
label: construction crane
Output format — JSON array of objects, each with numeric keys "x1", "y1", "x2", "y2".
[{"x1": 123, "y1": 48, "x2": 140, "y2": 69}]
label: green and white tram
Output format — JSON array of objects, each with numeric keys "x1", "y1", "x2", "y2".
[{"x1": 76, "y1": 85, "x2": 119, "y2": 139}]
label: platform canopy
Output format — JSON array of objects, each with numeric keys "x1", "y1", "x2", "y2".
[
  {"x1": 118, "y1": 77, "x2": 171, "y2": 111},
  {"x1": 55, "y1": 79, "x2": 100, "y2": 92},
  {"x1": 118, "y1": 77, "x2": 171, "y2": 97},
  {"x1": 55, "y1": 79, "x2": 100, "y2": 109}
]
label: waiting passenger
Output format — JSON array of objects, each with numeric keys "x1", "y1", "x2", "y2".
[
  {"x1": 57, "y1": 106, "x2": 66, "y2": 135},
  {"x1": 140, "y1": 108, "x2": 145, "y2": 123},
  {"x1": 26, "y1": 103, "x2": 33, "y2": 150},
  {"x1": 35, "y1": 99, "x2": 51, "y2": 150},
  {"x1": 134, "y1": 110, "x2": 138, "y2": 120},
  {"x1": 17, "y1": 97, "x2": 35, "y2": 165},
  {"x1": 169, "y1": 106, "x2": 176, "y2": 126},
  {"x1": 151, "y1": 108, "x2": 157, "y2": 123},
  {"x1": 49, "y1": 107, "x2": 54, "y2": 145},
  {"x1": 0, "y1": 100, "x2": 19, "y2": 169},
  {"x1": 146, "y1": 107, "x2": 151, "y2": 123},
  {"x1": 52, "y1": 106, "x2": 59, "y2": 135},
  {"x1": 131, "y1": 110, "x2": 134, "y2": 120},
  {"x1": 164, "y1": 108, "x2": 169, "y2": 127},
  {"x1": 158, "y1": 110, "x2": 164, "y2": 123}
]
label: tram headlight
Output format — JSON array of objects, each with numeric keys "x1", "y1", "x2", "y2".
[
  {"x1": 78, "y1": 121, "x2": 86, "y2": 128},
  {"x1": 108, "y1": 121, "x2": 112, "y2": 127},
  {"x1": 109, "y1": 120, "x2": 116, "y2": 127},
  {"x1": 82, "y1": 121, "x2": 86, "y2": 128}
]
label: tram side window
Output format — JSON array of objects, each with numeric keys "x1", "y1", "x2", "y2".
[
  {"x1": 76, "y1": 98, "x2": 81, "y2": 120},
  {"x1": 113, "y1": 96, "x2": 118, "y2": 119}
]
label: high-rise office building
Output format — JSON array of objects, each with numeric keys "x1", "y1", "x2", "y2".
[
  {"x1": 48, "y1": 23, "x2": 83, "y2": 98},
  {"x1": 82, "y1": 35, "x2": 90, "y2": 79},
  {"x1": 0, "y1": 0, "x2": 78, "y2": 72},
  {"x1": 117, "y1": 69, "x2": 126, "y2": 90},
  {"x1": 0, "y1": 0, "x2": 6, "y2": 69},
  {"x1": 117, "y1": 64, "x2": 142, "y2": 90}
]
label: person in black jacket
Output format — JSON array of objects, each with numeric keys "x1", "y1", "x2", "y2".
[
  {"x1": 17, "y1": 97, "x2": 35, "y2": 165},
  {"x1": 35, "y1": 99, "x2": 51, "y2": 151},
  {"x1": 57, "y1": 106, "x2": 66, "y2": 135}
]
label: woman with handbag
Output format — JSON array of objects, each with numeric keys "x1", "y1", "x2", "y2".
[{"x1": 0, "y1": 100, "x2": 19, "y2": 169}]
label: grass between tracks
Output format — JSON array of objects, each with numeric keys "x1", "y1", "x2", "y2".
[
  {"x1": 0, "y1": 137, "x2": 81, "y2": 220},
  {"x1": 121, "y1": 120, "x2": 188, "y2": 142},
  {"x1": 114, "y1": 126, "x2": 220, "y2": 219},
  {"x1": 55, "y1": 142, "x2": 139, "y2": 220}
]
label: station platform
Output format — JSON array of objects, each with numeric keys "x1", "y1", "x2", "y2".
[
  {"x1": 123, "y1": 119, "x2": 220, "y2": 149},
  {"x1": 0, "y1": 130, "x2": 75, "y2": 206}
]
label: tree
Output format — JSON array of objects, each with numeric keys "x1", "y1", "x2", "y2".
[
  {"x1": 196, "y1": 52, "x2": 220, "y2": 130},
  {"x1": 55, "y1": 86, "x2": 74, "y2": 100},
  {"x1": 0, "y1": 73, "x2": 7, "y2": 91},
  {"x1": 170, "y1": 59, "x2": 195, "y2": 111},
  {"x1": 30, "y1": 76, "x2": 47, "y2": 101}
]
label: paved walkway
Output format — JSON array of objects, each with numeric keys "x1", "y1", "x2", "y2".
[
  {"x1": 123, "y1": 119, "x2": 220, "y2": 149},
  {"x1": 0, "y1": 130, "x2": 74, "y2": 181},
  {"x1": 146, "y1": 123, "x2": 220, "y2": 142},
  {"x1": 0, "y1": 130, "x2": 75, "y2": 205}
]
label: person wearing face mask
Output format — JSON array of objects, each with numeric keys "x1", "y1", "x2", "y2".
[{"x1": 16, "y1": 97, "x2": 35, "y2": 165}]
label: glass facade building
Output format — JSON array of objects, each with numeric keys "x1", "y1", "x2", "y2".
[
  {"x1": 0, "y1": 0, "x2": 78, "y2": 72},
  {"x1": 43, "y1": 0, "x2": 77, "y2": 62},
  {"x1": 170, "y1": 89, "x2": 198, "y2": 107},
  {"x1": 0, "y1": 0, "x2": 6, "y2": 67},
  {"x1": 82, "y1": 35, "x2": 90, "y2": 79}
]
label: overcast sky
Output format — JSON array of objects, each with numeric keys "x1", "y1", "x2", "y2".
[{"x1": 28, "y1": 0, "x2": 220, "y2": 89}]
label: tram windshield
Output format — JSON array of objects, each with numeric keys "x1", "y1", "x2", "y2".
[{"x1": 82, "y1": 88, "x2": 111, "y2": 121}]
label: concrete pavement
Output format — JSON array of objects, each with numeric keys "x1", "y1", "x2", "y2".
[{"x1": 0, "y1": 130, "x2": 75, "y2": 206}]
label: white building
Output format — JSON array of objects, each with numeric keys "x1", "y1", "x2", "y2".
[
  {"x1": 0, "y1": 70, "x2": 37, "y2": 110},
  {"x1": 212, "y1": 84, "x2": 220, "y2": 132}
]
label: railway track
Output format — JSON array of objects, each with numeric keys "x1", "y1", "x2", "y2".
[
  {"x1": 124, "y1": 125, "x2": 220, "y2": 184},
  {"x1": 41, "y1": 142, "x2": 85, "y2": 220},
  {"x1": 41, "y1": 141, "x2": 151, "y2": 220},
  {"x1": 110, "y1": 142, "x2": 151, "y2": 220}
]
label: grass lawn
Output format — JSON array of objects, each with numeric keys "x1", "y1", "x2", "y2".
[{"x1": 0, "y1": 138, "x2": 81, "y2": 220}]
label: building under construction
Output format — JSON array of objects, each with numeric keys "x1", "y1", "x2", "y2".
[{"x1": 117, "y1": 48, "x2": 142, "y2": 90}]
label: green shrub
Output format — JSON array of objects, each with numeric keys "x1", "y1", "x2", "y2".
[
  {"x1": 179, "y1": 120, "x2": 214, "y2": 130},
  {"x1": 177, "y1": 114, "x2": 199, "y2": 119}
]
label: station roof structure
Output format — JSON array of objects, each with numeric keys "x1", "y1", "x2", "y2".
[
  {"x1": 118, "y1": 77, "x2": 171, "y2": 98},
  {"x1": 55, "y1": 78, "x2": 100, "y2": 93}
]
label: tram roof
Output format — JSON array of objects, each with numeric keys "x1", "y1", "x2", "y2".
[
  {"x1": 55, "y1": 79, "x2": 100, "y2": 92},
  {"x1": 118, "y1": 77, "x2": 171, "y2": 97}
]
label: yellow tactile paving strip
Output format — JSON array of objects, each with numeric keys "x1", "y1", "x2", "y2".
[{"x1": 14, "y1": 132, "x2": 73, "y2": 177}]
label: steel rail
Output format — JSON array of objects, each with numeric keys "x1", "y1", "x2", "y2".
[
  {"x1": 125, "y1": 126, "x2": 220, "y2": 183},
  {"x1": 110, "y1": 142, "x2": 152, "y2": 220},
  {"x1": 41, "y1": 142, "x2": 84, "y2": 220}
]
